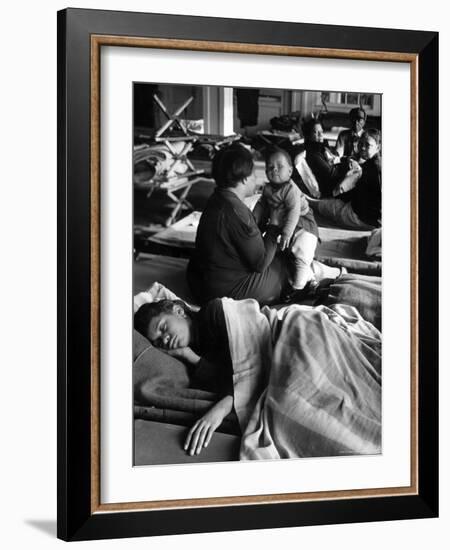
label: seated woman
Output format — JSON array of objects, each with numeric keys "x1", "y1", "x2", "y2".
[
  {"x1": 187, "y1": 144, "x2": 288, "y2": 305},
  {"x1": 187, "y1": 144, "x2": 341, "y2": 305},
  {"x1": 134, "y1": 291, "x2": 382, "y2": 459},
  {"x1": 311, "y1": 129, "x2": 382, "y2": 230},
  {"x1": 301, "y1": 118, "x2": 354, "y2": 197}
]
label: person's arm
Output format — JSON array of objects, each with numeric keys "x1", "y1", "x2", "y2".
[
  {"x1": 184, "y1": 395, "x2": 234, "y2": 455},
  {"x1": 307, "y1": 149, "x2": 344, "y2": 196},
  {"x1": 164, "y1": 346, "x2": 201, "y2": 364},
  {"x1": 332, "y1": 165, "x2": 362, "y2": 196},
  {"x1": 184, "y1": 299, "x2": 235, "y2": 455},
  {"x1": 335, "y1": 130, "x2": 346, "y2": 157},
  {"x1": 192, "y1": 298, "x2": 234, "y2": 394},
  {"x1": 252, "y1": 193, "x2": 270, "y2": 230},
  {"x1": 191, "y1": 354, "x2": 230, "y2": 392},
  {"x1": 279, "y1": 187, "x2": 301, "y2": 250},
  {"x1": 228, "y1": 208, "x2": 280, "y2": 273},
  {"x1": 166, "y1": 345, "x2": 233, "y2": 395}
]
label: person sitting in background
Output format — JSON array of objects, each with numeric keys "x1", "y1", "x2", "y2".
[
  {"x1": 311, "y1": 129, "x2": 382, "y2": 230},
  {"x1": 335, "y1": 107, "x2": 367, "y2": 159},
  {"x1": 302, "y1": 118, "x2": 351, "y2": 197}
]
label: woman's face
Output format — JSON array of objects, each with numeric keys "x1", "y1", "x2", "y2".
[
  {"x1": 352, "y1": 116, "x2": 366, "y2": 134},
  {"x1": 243, "y1": 168, "x2": 257, "y2": 197},
  {"x1": 309, "y1": 123, "x2": 324, "y2": 143},
  {"x1": 146, "y1": 307, "x2": 192, "y2": 349},
  {"x1": 266, "y1": 152, "x2": 293, "y2": 185},
  {"x1": 359, "y1": 135, "x2": 379, "y2": 160}
]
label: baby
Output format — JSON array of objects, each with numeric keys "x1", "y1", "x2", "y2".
[{"x1": 254, "y1": 147, "x2": 320, "y2": 300}]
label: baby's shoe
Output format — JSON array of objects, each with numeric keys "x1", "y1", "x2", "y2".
[{"x1": 281, "y1": 280, "x2": 319, "y2": 304}]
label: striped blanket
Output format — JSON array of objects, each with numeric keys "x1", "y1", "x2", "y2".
[{"x1": 221, "y1": 298, "x2": 382, "y2": 460}]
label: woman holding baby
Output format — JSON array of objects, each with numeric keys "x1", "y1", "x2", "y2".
[{"x1": 187, "y1": 144, "x2": 340, "y2": 305}]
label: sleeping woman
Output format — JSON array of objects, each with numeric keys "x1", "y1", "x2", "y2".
[
  {"x1": 134, "y1": 298, "x2": 235, "y2": 456},
  {"x1": 134, "y1": 291, "x2": 382, "y2": 460}
]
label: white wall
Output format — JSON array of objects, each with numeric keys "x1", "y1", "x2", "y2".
[{"x1": 0, "y1": 1, "x2": 447, "y2": 549}]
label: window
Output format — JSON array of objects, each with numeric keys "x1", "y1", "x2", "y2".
[{"x1": 320, "y1": 91, "x2": 379, "y2": 114}]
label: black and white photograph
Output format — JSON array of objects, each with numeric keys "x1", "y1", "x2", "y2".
[
  {"x1": 132, "y1": 83, "x2": 382, "y2": 466},
  {"x1": 1, "y1": 0, "x2": 444, "y2": 545}
]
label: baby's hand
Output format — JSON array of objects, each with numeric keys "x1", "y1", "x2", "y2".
[{"x1": 279, "y1": 235, "x2": 290, "y2": 251}]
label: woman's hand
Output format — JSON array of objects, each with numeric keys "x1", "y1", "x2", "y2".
[
  {"x1": 164, "y1": 346, "x2": 200, "y2": 365},
  {"x1": 347, "y1": 159, "x2": 362, "y2": 174},
  {"x1": 184, "y1": 395, "x2": 234, "y2": 456}
]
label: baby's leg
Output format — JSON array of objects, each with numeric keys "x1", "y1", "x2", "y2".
[
  {"x1": 310, "y1": 260, "x2": 342, "y2": 281},
  {"x1": 290, "y1": 229, "x2": 318, "y2": 289}
]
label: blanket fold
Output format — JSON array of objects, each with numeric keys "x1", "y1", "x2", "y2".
[{"x1": 222, "y1": 298, "x2": 381, "y2": 460}]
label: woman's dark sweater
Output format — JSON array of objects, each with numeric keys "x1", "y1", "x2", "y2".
[
  {"x1": 187, "y1": 188, "x2": 286, "y2": 305},
  {"x1": 191, "y1": 298, "x2": 233, "y2": 396},
  {"x1": 305, "y1": 142, "x2": 348, "y2": 197},
  {"x1": 350, "y1": 154, "x2": 382, "y2": 227}
]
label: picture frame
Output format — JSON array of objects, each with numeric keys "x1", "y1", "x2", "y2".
[{"x1": 57, "y1": 7, "x2": 439, "y2": 541}]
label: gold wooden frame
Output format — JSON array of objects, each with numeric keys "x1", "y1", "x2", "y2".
[{"x1": 89, "y1": 35, "x2": 419, "y2": 515}]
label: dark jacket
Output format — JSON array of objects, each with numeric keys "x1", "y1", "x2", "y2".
[
  {"x1": 187, "y1": 188, "x2": 283, "y2": 304},
  {"x1": 350, "y1": 154, "x2": 382, "y2": 227},
  {"x1": 305, "y1": 142, "x2": 348, "y2": 197},
  {"x1": 192, "y1": 298, "x2": 232, "y2": 396}
]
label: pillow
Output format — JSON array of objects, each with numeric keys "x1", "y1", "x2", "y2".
[
  {"x1": 133, "y1": 283, "x2": 197, "y2": 403},
  {"x1": 134, "y1": 281, "x2": 199, "y2": 313},
  {"x1": 294, "y1": 150, "x2": 321, "y2": 198},
  {"x1": 366, "y1": 228, "x2": 382, "y2": 258},
  {"x1": 133, "y1": 330, "x2": 191, "y2": 398}
]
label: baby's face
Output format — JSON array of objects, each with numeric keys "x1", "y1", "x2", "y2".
[{"x1": 266, "y1": 153, "x2": 293, "y2": 185}]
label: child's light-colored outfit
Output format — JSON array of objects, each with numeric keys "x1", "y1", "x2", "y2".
[{"x1": 256, "y1": 180, "x2": 319, "y2": 290}]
